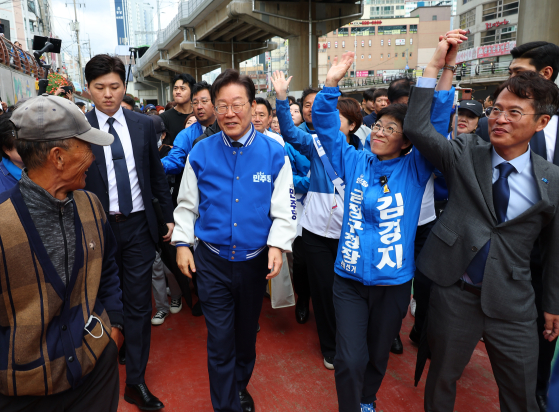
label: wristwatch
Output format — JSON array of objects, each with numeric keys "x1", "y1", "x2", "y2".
[{"x1": 442, "y1": 64, "x2": 458, "y2": 73}]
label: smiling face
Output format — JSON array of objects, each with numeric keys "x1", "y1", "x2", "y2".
[
  {"x1": 252, "y1": 103, "x2": 271, "y2": 133},
  {"x1": 88, "y1": 72, "x2": 125, "y2": 116},
  {"x1": 302, "y1": 93, "x2": 317, "y2": 124},
  {"x1": 215, "y1": 83, "x2": 255, "y2": 140},
  {"x1": 489, "y1": 88, "x2": 548, "y2": 157},
  {"x1": 370, "y1": 115, "x2": 410, "y2": 161},
  {"x1": 270, "y1": 116, "x2": 281, "y2": 134},
  {"x1": 456, "y1": 109, "x2": 480, "y2": 135}
]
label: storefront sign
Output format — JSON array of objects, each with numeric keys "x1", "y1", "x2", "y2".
[
  {"x1": 351, "y1": 20, "x2": 383, "y2": 25},
  {"x1": 395, "y1": 39, "x2": 405, "y2": 46},
  {"x1": 456, "y1": 40, "x2": 516, "y2": 63},
  {"x1": 356, "y1": 71, "x2": 369, "y2": 77},
  {"x1": 485, "y1": 19, "x2": 509, "y2": 30}
]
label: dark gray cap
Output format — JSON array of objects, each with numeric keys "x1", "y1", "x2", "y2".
[
  {"x1": 458, "y1": 99, "x2": 483, "y2": 118},
  {"x1": 10, "y1": 94, "x2": 113, "y2": 145}
]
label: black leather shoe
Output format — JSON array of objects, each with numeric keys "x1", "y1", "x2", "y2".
[
  {"x1": 118, "y1": 340, "x2": 126, "y2": 365},
  {"x1": 192, "y1": 300, "x2": 203, "y2": 317},
  {"x1": 295, "y1": 298, "x2": 310, "y2": 324},
  {"x1": 124, "y1": 383, "x2": 164, "y2": 411},
  {"x1": 239, "y1": 389, "x2": 255, "y2": 412},
  {"x1": 409, "y1": 325, "x2": 420, "y2": 347},
  {"x1": 537, "y1": 394, "x2": 547, "y2": 412},
  {"x1": 390, "y1": 335, "x2": 404, "y2": 355}
]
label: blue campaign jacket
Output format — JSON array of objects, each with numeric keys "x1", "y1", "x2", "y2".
[
  {"x1": 174, "y1": 126, "x2": 296, "y2": 259},
  {"x1": 0, "y1": 160, "x2": 19, "y2": 194},
  {"x1": 314, "y1": 86, "x2": 453, "y2": 286},
  {"x1": 161, "y1": 122, "x2": 203, "y2": 174},
  {"x1": 285, "y1": 142, "x2": 310, "y2": 194}
]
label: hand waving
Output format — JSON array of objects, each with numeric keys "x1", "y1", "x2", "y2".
[
  {"x1": 271, "y1": 70, "x2": 292, "y2": 101},
  {"x1": 325, "y1": 51, "x2": 354, "y2": 87}
]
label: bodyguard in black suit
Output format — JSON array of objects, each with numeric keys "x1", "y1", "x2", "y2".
[
  {"x1": 475, "y1": 41, "x2": 559, "y2": 411},
  {"x1": 84, "y1": 55, "x2": 174, "y2": 411}
]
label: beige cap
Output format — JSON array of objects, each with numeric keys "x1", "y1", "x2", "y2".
[{"x1": 10, "y1": 94, "x2": 113, "y2": 146}]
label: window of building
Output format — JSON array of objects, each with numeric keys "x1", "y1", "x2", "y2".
[
  {"x1": 368, "y1": 54, "x2": 372, "y2": 58},
  {"x1": 368, "y1": 39, "x2": 372, "y2": 46},
  {"x1": 388, "y1": 39, "x2": 391, "y2": 46},
  {"x1": 459, "y1": 9, "x2": 475, "y2": 29},
  {"x1": 410, "y1": 38, "x2": 413, "y2": 45},
  {"x1": 351, "y1": 27, "x2": 374, "y2": 36},
  {"x1": 481, "y1": 30, "x2": 497, "y2": 46},
  {"x1": 387, "y1": 53, "x2": 390, "y2": 58},
  {"x1": 335, "y1": 41, "x2": 338, "y2": 48},
  {"x1": 463, "y1": 0, "x2": 472, "y2": 3},
  {"x1": 354, "y1": 40, "x2": 358, "y2": 47},
  {"x1": 503, "y1": 0, "x2": 519, "y2": 17},
  {"x1": 338, "y1": 27, "x2": 349, "y2": 37},
  {"x1": 381, "y1": 39, "x2": 384, "y2": 46},
  {"x1": 361, "y1": 55, "x2": 364, "y2": 59},
  {"x1": 459, "y1": 37, "x2": 474, "y2": 50},
  {"x1": 409, "y1": 25, "x2": 418, "y2": 34},
  {"x1": 482, "y1": 2, "x2": 498, "y2": 21},
  {"x1": 327, "y1": 41, "x2": 331, "y2": 48},
  {"x1": 500, "y1": 25, "x2": 517, "y2": 41},
  {"x1": 378, "y1": 25, "x2": 407, "y2": 35},
  {"x1": 362, "y1": 40, "x2": 365, "y2": 47},
  {"x1": 381, "y1": 54, "x2": 383, "y2": 59},
  {"x1": 409, "y1": 52, "x2": 412, "y2": 57},
  {"x1": 395, "y1": 53, "x2": 398, "y2": 57},
  {"x1": 481, "y1": 0, "x2": 518, "y2": 22},
  {"x1": 432, "y1": 15, "x2": 437, "y2": 20},
  {"x1": 342, "y1": 41, "x2": 345, "y2": 48},
  {"x1": 368, "y1": 70, "x2": 375, "y2": 76}
]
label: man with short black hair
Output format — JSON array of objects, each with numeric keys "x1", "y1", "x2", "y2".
[
  {"x1": 363, "y1": 88, "x2": 389, "y2": 127},
  {"x1": 160, "y1": 73, "x2": 196, "y2": 145},
  {"x1": 253, "y1": 97, "x2": 284, "y2": 145},
  {"x1": 75, "y1": 101, "x2": 86, "y2": 113},
  {"x1": 361, "y1": 88, "x2": 376, "y2": 117},
  {"x1": 121, "y1": 95, "x2": 136, "y2": 111},
  {"x1": 173, "y1": 68, "x2": 297, "y2": 412},
  {"x1": 84, "y1": 54, "x2": 174, "y2": 411}
]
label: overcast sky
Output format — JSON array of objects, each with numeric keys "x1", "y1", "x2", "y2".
[{"x1": 50, "y1": 0, "x2": 179, "y2": 58}]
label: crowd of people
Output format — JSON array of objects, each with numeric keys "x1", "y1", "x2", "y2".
[{"x1": 0, "y1": 28, "x2": 558, "y2": 412}]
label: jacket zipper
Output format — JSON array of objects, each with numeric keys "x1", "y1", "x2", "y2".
[{"x1": 59, "y1": 206, "x2": 69, "y2": 286}]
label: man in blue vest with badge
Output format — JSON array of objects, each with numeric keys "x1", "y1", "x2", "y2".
[{"x1": 172, "y1": 69, "x2": 297, "y2": 412}]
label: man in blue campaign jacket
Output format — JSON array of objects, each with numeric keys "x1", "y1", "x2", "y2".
[
  {"x1": 161, "y1": 81, "x2": 216, "y2": 175},
  {"x1": 310, "y1": 52, "x2": 453, "y2": 412},
  {"x1": 172, "y1": 69, "x2": 297, "y2": 412}
]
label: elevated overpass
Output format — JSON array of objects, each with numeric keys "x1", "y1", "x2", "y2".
[{"x1": 133, "y1": 0, "x2": 364, "y2": 101}]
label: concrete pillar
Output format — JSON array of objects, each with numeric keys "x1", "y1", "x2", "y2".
[
  {"x1": 517, "y1": 0, "x2": 559, "y2": 46},
  {"x1": 288, "y1": 28, "x2": 318, "y2": 90}
]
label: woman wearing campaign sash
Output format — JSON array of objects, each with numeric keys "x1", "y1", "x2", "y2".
[
  {"x1": 273, "y1": 74, "x2": 364, "y2": 370},
  {"x1": 292, "y1": 49, "x2": 455, "y2": 412}
]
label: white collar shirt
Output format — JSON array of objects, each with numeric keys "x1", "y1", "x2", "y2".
[
  {"x1": 544, "y1": 114, "x2": 558, "y2": 163},
  {"x1": 95, "y1": 107, "x2": 145, "y2": 214}
]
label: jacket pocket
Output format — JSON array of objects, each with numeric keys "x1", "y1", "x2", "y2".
[
  {"x1": 511, "y1": 265, "x2": 532, "y2": 281},
  {"x1": 430, "y1": 222, "x2": 458, "y2": 247}
]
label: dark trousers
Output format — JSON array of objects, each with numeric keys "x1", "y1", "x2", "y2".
[
  {"x1": 425, "y1": 284, "x2": 538, "y2": 412},
  {"x1": 302, "y1": 228, "x2": 339, "y2": 358},
  {"x1": 0, "y1": 340, "x2": 119, "y2": 412},
  {"x1": 109, "y1": 212, "x2": 156, "y2": 385},
  {"x1": 291, "y1": 235, "x2": 310, "y2": 302},
  {"x1": 333, "y1": 275, "x2": 412, "y2": 411},
  {"x1": 413, "y1": 219, "x2": 437, "y2": 336},
  {"x1": 531, "y1": 261, "x2": 558, "y2": 397},
  {"x1": 194, "y1": 242, "x2": 268, "y2": 412}
]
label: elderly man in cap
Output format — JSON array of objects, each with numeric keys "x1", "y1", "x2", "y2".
[{"x1": 0, "y1": 94, "x2": 124, "y2": 412}]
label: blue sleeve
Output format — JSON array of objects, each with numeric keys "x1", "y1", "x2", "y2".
[
  {"x1": 161, "y1": 126, "x2": 198, "y2": 175},
  {"x1": 311, "y1": 86, "x2": 360, "y2": 183},
  {"x1": 276, "y1": 98, "x2": 314, "y2": 158},
  {"x1": 99, "y1": 219, "x2": 124, "y2": 326},
  {"x1": 285, "y1": 143, "x2": 310, "y2": 194}
]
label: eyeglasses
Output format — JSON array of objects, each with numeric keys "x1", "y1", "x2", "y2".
[
  {"x1": 371, "y1": 123, "x2": 402, "y2": 137},
  {"x1": 215, "y1": 102, "x2": 249, "y2": 115},
  {"x1": 487, "y1": 107, "x2": 542, "y2": 122},
  {"x1": 192, "y1": 99, "x2": 210, "y2": 106}
]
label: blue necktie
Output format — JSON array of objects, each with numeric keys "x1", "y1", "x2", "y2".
[
  {"x1": 466, "y1": 162, "x2": 515, "y2": 284},
  {"x1": 107, "y1": 118, "x2": 133, "y2": 216}
]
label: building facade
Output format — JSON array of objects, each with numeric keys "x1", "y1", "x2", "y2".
[
  {"x1": 455, "y1": 0, "x2": 519, "y2": 66},
  {"x1": 115, "y1": 0, "x2": 155, "y2": 48},
  {"x1": 317, "y1": 5, "x2": 451, "y2": 85},
  {"x1": 0, "y1": 0, "x2": 54, "y2": 51},
  {"x1": 363, "y1": 0, "x2": 456, "y2": 19}
]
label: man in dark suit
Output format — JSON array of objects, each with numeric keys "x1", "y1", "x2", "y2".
[
  {"x1": 405, "y1": 34, "x2": 559, "y2": 412},
  {"x1": 84, "y1": 54, "x2": 174, "y2": 411},
  {"x1": 475, "y1": 41, "x2": 559, "y2": 412}
]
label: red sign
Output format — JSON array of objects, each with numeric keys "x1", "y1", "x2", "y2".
[
  {"x1": 356, "y1": 70, "x2": 369, "y2": 77},
  {"x1": 477, "y1": 40, "x2": 516, "y2": 58},
  {"x1": 323, "y1": 43, "x2": 327, "y2": 48},
  {"x1": 485, "y1": 19, "x2": 509, "y2": 30},
  {"x1": 352, "y1": 20, "x2": 382, "y2": 25}
]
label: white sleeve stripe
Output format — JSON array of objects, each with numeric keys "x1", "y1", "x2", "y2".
[{"x1": 171, "y1": 156, "x2": 199, "y2": 246}]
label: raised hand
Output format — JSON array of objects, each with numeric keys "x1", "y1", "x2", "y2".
[
  {"x1": 271, "y1": 70, "x2": 292, "y2": 101},
  {"x1": 430, "y1": 29, "x2": 468, "y2": 71},
  {"x1": 325, "y1": 51, "x2": 355, "y2": 87}
]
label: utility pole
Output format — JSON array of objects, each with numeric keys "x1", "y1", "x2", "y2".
[
  {"x1": 157, "y1": 0, "x2": 161, "y2": 32},
  {"x1": 72, "y1": 0, "x2": 84, "y2": 87}
]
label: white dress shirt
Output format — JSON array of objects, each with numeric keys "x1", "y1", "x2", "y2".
[
  {"x1": 544, "y1": 114, "x2": 558, "y2": 162},
  {"x1": 95, "y1": 107, "x2": 145, "y2": 214}
]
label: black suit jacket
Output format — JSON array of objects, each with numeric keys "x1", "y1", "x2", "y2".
[{"x1": 84, "y1": 108, "x2": 174, "y2": 243}]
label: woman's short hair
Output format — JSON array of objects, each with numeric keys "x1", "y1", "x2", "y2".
[
  {"x1": 211, "y1": 69, "x2": 255, "y2": 105},
  {"x1": 337, "y1": 97, "x2": 363, "y2": 132},
  {"x1": 183, "y1": 113, "x2": 197, "y2": 128}
]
